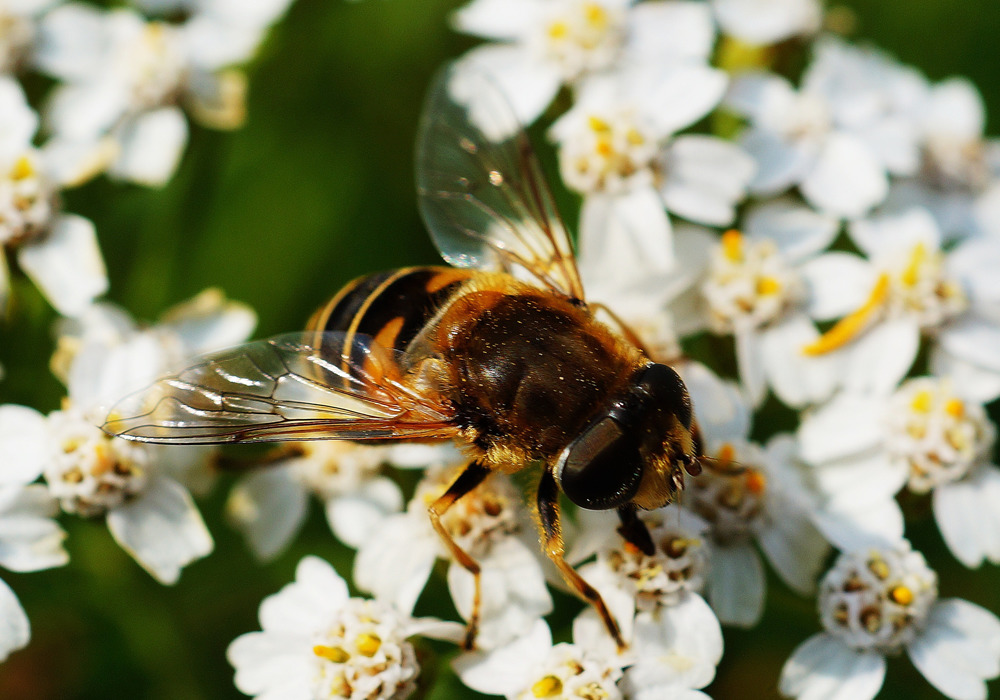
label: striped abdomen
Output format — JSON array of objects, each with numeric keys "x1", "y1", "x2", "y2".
[{"x1": 308, "y1": 266, "x2": 473, "y2": 356}]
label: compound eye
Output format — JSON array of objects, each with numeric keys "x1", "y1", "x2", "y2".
[
  {"x1": 639, "y1": 363, "x2": 692, "y2": 429},
  {"x1": 555, "y1": 417, "x2": 643, "y2": 510}
]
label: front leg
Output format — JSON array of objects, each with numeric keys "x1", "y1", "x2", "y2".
[
  {"x1": 617, "y1": 504, "x2": 655, "y2": 556},
  {"x1": 427, "y1": 460, "x2": 491, "y2": 650},
  {"x1": 537, "y1": 469, "x2": 627, "y2": 652}
]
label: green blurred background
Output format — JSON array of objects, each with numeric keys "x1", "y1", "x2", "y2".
[{"x1": 1, "y1": 1, "x2": 1000, "y2": 697}]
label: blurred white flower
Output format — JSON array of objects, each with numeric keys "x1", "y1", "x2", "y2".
[
  {"x1": 354, "y1": 465, "x2": 551, "y2": 651},
  {"x1": 451, "y1": 0, "x2": 717, "y2": 126},
  {"x1": 0, "y1": 0, "x2": 61, "y2": 73},
  {"x1": 550, "y1": 66, "x2": 751, "y2": 262},
  {"x1": 800, "y1": 376, "x2": 1000, "y2": 567},
  {"x1": 453, "y1": 617, "x2": 626, "y2": 700},
  {"x1": 780, "y1": 541, "x2": 1000, "y2": 700},
  {"x1": 34, "y1": 0, "x2": 290, "y2": 186},
  {"x1": 800, "y1": 207, "x2": 1000, "y2": 400},
  {"x1": 711, "y1": 0, "x2": 822, "y2": 45},
  {"x1": 228, "y1": 555, "x2": 463, "y2": 700},
  {"x1": 885, "y1": 75, "x2": 1000, "y2": 241},
  {"x1": 226, "y1": 442, "x2": 454, "y2": 560},
  {"x1": 726, "y1": 36, "x2": 923, "y2": 217},
  {"x1": 0, "y1": 75, "x2": 107, "y2": 316},
  {"x1": 0, "y1": 403, "x2": 71, "y2": 662}
]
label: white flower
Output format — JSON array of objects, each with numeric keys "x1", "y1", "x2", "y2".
[
  {"x1": 0, "y1": 0, "x2": 60, "y2": 73},
  {"x1": 884, "y1": 75, "x2": 1000, "y2": 241},
  {"x1": 780, "y1": 541, "x2": 1000, "y2": 700},
  {"x1": 453, "y1": 617, "x2": 626, "y2": 699},
  {"x1": 451, "y1": 0, "x2": 717, "y2": 127},
  {"x1": 682, "y1": 370, "x2": 829, "y2": 626},
  {"x1": 672, "y1": 200, "x2": 850, "y2": 407},
  {"x1": 800, "y1": 376, "x2": 1000, "y2": 567},
  {"x1": 550, "y1": 66, "x2": 752, "y2": 267},
  {"x1": 568, "y1": 508, "x2": 723, "y2": 695},
  {"x1": 34, "y1": 1, "x2": 290, "y2": 186},
  {"x1": 800, "y1": 207, "x2": 1000, "y2": 400},
  {"x1": 227, "y1": 555, "x2": 463, "y2": 700},
  {"x1": 227, "y1": 442, "x2": 454, "y2": 560},
  {"x1": 711, "y1": 0, "x2": 822, "y2": 46},
  {"x1": 354, "y1": 466, "x2": 551, "y2": 651},
  {"x1": 0, "y1": 75, "x2": 107, "y2": 317},
  {"x1": 726, "y1": 36, "x2": 923, "y2": 217}
]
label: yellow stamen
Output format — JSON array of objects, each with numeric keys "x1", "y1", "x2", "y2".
[
  {"x1": 944, "y1": 398, "x2": 965, "y2": 418},
  {"x1": 547, "y1": 21, "x2": 568, "y2": 39},
  {"x1": 802, "y1": 274, "x2": 890, "y2": 356},
  {"x1": 588, "y1": 115, "x2": 610, "y2": 132},
  {"x1": 532, "y1": 676, "x2": 563, "y2": 697},
  {"x1": 901, "y1": 243, "x2": 927, "y2": 287},
  {"x1": 721, "y1": 229, "x2": 743, "y2": 262},
  {"x1": 313, "y1": 645, "x2": 349, "y2": 663},
  {"x1": 756, "y1": 276, "x2": 782, "y2": 295},
  {"x1": 745, "y1": 469, "x2": 767, "y2": 495},
  {"x1": 584, "y1": 2, "x2": 608, "y2": 27},
  {"x1": 867, "y1": 557, "x2": 890, "y2": 580},
  {"x1": 355, "y1": 632, "x2": 381, "y2": 657},
  {"x1": 889, "y1": 585, "x2": 914, "y2": 606},
  {"x1": 10, "y1": 156, "x2": 34, "y2": 180},
  {"x1": 595, "y1": 139, "x2": 613, "y2": 157},
  {"x1": 910, "y1": 390, "x2": 933, "y2": 413},
  {"x1": 626, "y1": 127, "x2": 644, "y2": 145}
]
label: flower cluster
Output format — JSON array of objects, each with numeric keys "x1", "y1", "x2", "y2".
[
  {"x1": 0, "y1": 0, "x2": 294, "y2": 664},
  {"x1": 2, "y1": 1, "x2": 1000, "y2": 700}
]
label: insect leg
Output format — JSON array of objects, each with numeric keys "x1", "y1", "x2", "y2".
[
  {"x1": 427, "y1": 460, "x2": 491, "y2": 650},
  {"x1": 616, "y1": 505, "x2": 655, "y2": 556},
  {"x1": 537, "y1": 469, "x2": 627, "y2": 652}
]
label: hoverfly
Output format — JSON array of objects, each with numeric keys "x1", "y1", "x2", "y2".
[{"x1": 103, "y1": 64, "x2": 704, "y2": 651}]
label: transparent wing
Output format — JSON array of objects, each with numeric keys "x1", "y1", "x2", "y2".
[
  {"x1": 103, "y1": 332, "x2": 459, "y2": 445},
  {"x1": 416, "y1": 63, "x2": 585, "y2": 301}
]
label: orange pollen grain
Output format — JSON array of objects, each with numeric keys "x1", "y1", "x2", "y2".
[
  {"x1": 889, "y1": 585, "x2": 914, "y2": 606},
  {"x1": 802, "y1": 273, "x2": 890, "y2": 356},
  {"x1": 744, "y1": 469, "x2": 766, "y2": 495},
  {"x1": 944, "y1": 398, "x2": 965, "y2": 418},
  {"x1": 716, "y1": 443, "x2": 736, "y2": 466}
]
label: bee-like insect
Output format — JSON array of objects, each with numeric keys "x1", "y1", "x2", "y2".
[{"x1": 103, "y1": 65, "x2": 704, "y2": 650}]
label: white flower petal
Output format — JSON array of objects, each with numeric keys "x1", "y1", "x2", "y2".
[
  {"x1": 0, "y1": 405, "x2": 49, "y2": 486},
  {"x1": 735, "y1": 327, "x2": 767, "y2": 407},
  {"x1": 813, "y1": 492, "x2": 905, "y2": 552},
  {"x1": 922, "y1": 78, "x2": 985, "y2": 143},
  {"x1": 841, "y1": 318, "x2": 920, "y2": 395},
  {"x1": 780, "y1": 633, "x2": 886, "y2": 700},
  {"x1": 226, "y1": 467, "x2": 308, "y2": 562},
  {"x1": 757, "y1": 507, "x2": 828, "y2": 595},
  {"x1": 325, "y1": 476, "x2": 403, "y2": 549},
  {"x1": 933, "y1": 466, "x2": 1000, "y2": 568},
  {"x1": 447, "y1": 537, "x2": 551, "y2": 650},
  {"x1": 908, "y1": 599, "x2": 1000, "y2": 700},
  {"x1": 706, "y1": 542, "x2": 764, "y2": 627},
  {"x1": 258, "y1": 556, "x2": 349, "y2": 635},
  {"x1": 681, "y1": 360, "x2": 749, "y2": 443},
  {"x1": 0, "y1": 485, "x2": 68, "y2": 572},
  {"x1": 227, "y1": 631, "x2": 313, "y2": 698},
  {"x1": 33, "y1": 3, "x2": 110, "y2": 81},
  {"x1": 450, "y1": 0, "x2": 541, "y2": 40},
  {"x1": 800, "y1": 133, "x2": 888, "y2": 218},
  {"x1": 798, "y1": 394, "x2": 885, "y2": 464},
  {"x1": 452, "y1": 617, "x2": 550, "y2": 696},
  {"x1": 352, "y1": 514, "x2": 438, "y2": 615},
  {"x1": 106, "y1": 476, "x2": 213, "y2": 585},
  {"x1": 18, "y1": 214, "x2": 108, "y2": 317},
  {"x1": 44, "y1": 81, "x2": 128, "y2": 141},
  {"x1": 0, "y1": 578, "x2": 29, "y2": 663},
  {"x1": 641, "y1": 64, "x2": 727, "y2": 138},
  {"x1": 712, "y1": 0, "x2": 821, "y2": 44},
  {"x1": 799, "y1": 252, "x2": 875, "y2": 321},
  {"x1": 743, "y1": 198, "x2": 839, "y2": 264},
  {"x1": 451, "y1": 43, "x2": 561, "y2": 131},
  {"x1": 848, "y1": 207, "x2": 941, "y2": 260},
  {"x1": 109, "y1": 108, "x2": 189, "y2": 187},
  {"x1": 760, "y1": 313, "x2": 840, "y2": 408},
  {"x1": 627, "y1": 1, "x2": 716, "y2": 62},
  {"x1": 624, "y1": 594, "x2": 723, "y2": 691},
  {"x1": 740, "y1": 126, "x2": 812, "y2": 195},
  {"x1": 939, "y1": 316, "x2": 1000, "y2": 373},
  {"x1": 660, "y1": 136, "x2": 754, "y2": 226}
]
